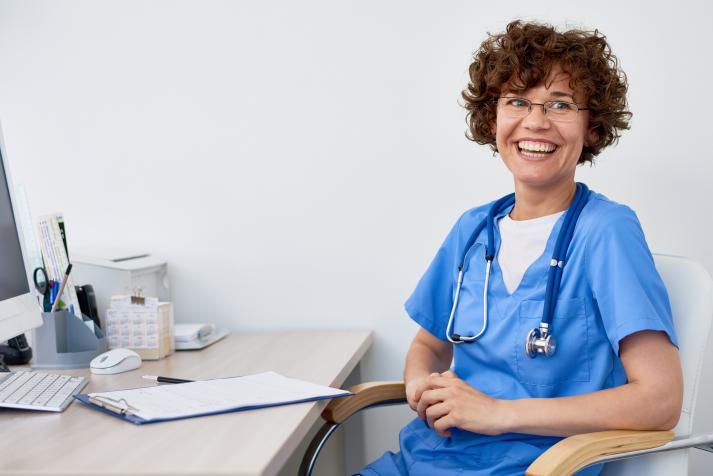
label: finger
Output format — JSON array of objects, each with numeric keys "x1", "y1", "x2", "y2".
[
  {"x1": 412, "y1": 375, "x2": 437, "y2": 404},
  {"x1": 414, "y1": 374, "x2": 449, "y2": 403},
  {"x1": 425, "y1": 375, "x2": 461, "y2": 390},
  {"x1": 406, "y1": 386, "x2": 420, "y2": 410},
  {"x1": 425, "y1": 401, "x2": 449, "y2": 431},
  {"x1": 416, "y1": 388, "x2": 449, "y2": 420},
  {"x1": 416, "y1": 389, "x2": 436, "y2": 420},
  {"x1": 413, "y1": 374, "x2": 433, "y2": 404},
  {"x1": 441, "y1": 370, "x2": 458, "y2": 378},
  {"x1": 430, "y1": 375, "x2": 478, "y2": 394},
  {"x1": 416, "y1": 393, "x2": 430, "y2": 420},
  {"x1": 433, "y1": 413, "x2": 454, "y2": 438}
]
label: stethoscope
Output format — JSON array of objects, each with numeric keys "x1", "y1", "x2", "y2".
[{"x1": 445, "y1": 182, "x2": 591, "y2": 358}]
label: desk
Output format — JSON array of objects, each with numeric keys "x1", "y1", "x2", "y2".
[{"x1": 0, "y1": 330, "x2": 372, "y2": 475}]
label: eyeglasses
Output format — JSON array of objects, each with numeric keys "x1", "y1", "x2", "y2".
[{"x1": 496, "y1": 97, "x2": 589, "y2": 123}]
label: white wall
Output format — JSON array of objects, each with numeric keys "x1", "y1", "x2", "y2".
[{"x1": 1, "y1": 0, "x2": 712, "y2": 472}]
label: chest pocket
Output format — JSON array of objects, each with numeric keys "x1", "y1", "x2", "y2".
[{"x1": 515, "y1": 297, "x2": 590, "y2": 387}]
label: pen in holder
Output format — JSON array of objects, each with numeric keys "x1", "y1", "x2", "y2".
[{"x1": 32, "y1": 310, "x2": 107, "y2": 369}]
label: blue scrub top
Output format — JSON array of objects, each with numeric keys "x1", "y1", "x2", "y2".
[{"x1": 360, "y1": 191, "x2": 678, "y2": 476}]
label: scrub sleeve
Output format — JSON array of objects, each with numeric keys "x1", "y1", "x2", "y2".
[
  {"x1": 404, "y1": 212, "x2": 469, "y2": 342},
  {"x1": 584, "y1": 203, "x2": 678, "y2": 353}
]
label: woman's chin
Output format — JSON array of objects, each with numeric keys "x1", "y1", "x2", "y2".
[{"x1": 510, "y1": 169, "x2": 565, "y2": 189}]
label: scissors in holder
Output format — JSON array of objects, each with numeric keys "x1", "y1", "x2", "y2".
[{"x1": 33, "y1": 267, "x2": 52, "y2": 312}]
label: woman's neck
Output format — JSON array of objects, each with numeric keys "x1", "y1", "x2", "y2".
[{"x1": 509, "y1": 181, "x2": 576, "y2": 221}]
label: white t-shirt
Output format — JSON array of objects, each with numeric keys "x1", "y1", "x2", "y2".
[{"x1": 497, "y1": 211, "x2": 564, "y2": 294}]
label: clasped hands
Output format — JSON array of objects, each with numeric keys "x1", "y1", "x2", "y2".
[{"x1": 405, "y1": 371, "x2": 509, "y2": 438}]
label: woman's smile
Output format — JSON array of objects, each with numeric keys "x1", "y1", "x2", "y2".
[{"x1": 515, "y1": 139, "x2": 560, "y2": 160}]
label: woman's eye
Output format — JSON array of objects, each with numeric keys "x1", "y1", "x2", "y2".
[
  {"x1": 507, "y1": 98, "x2": 529, "y2": 108},
  {"x1": 549, "y1": 101, "x2": 574, "y2": 111}
]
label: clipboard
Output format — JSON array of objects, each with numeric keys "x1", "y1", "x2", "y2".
[{"x1": 74, "y1": 371, "x2": 352, "y2": 425}]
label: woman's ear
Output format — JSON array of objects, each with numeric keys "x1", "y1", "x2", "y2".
[{"x1": 586, "y1": 126, "x2": 599, "y2": 147}]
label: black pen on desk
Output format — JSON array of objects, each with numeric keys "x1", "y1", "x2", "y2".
[
  {"x1": 143, "y1": 375, "x2": 194, "y2": 384},
  {"x1": 50, "y1": 264, "x2": 72, "y2": 313}
]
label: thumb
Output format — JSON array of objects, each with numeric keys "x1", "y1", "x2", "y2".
[{"x1": 441, "y1": 370, "x2": 457, "y2": 378}]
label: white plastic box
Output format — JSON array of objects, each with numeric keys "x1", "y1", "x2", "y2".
[{"x1": 70, "y1": 248, "x2": 171, "y2": 328}]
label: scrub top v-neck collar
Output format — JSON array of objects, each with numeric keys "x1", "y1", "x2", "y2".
[{"x1": 486, "y1": 204, "x2": 568, "y2": 319}]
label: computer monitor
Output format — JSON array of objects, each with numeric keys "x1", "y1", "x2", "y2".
[{"x1": 0, "y1": 123, "x2": 42, "y2": 342}]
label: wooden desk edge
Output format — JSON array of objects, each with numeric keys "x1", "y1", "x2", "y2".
[{"x1": 261, "y1": 330, "x2": 373, "y2": 476}]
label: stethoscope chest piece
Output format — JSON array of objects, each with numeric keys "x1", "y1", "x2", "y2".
[{"x1": 525, "y1": 325, "x2": 557, "y2": 358}]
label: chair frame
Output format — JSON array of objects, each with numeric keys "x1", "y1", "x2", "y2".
[{"x1": 299, "y1": 382, "x2": 713, "y2": 476}]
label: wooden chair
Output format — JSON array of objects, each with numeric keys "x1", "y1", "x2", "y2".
[{"x1": 299, "y1": 255, "x2": 713, "y2": 475}]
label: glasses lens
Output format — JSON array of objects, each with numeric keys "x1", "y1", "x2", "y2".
[
  {"x1": 545, "y1": 101, "x2": 579, "y2": 122},
  {"x1": 498, "y1": 97, "x2": 530, "y2": 117}
]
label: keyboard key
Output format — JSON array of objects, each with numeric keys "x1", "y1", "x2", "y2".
[
  {"x1": 0, "y1": 372, "x2": 21, "y2": 392},
  {"x1": 0, "y1": 372, "x2": 35, "y2": 402},
  {"x1": 46, "y1": 383, "x2": 81, "y2": 409},
  {"x1": 18, "y1": 374, "x2": 55, "y2": 405}
]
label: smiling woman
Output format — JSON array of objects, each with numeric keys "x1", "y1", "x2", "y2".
[
  {"x1": 462, "y1": 20, "x2": 632, "y2": 166},
  {"x1": 495, "y1": 65, "x2": 594, "y2": 199},
  {"x1": 355, "y1": 19, "x2": 682, "y2": 476}
]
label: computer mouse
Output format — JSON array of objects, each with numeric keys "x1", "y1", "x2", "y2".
[{"x1": 90, "y1": 348, "x2": 142, "y2": 375}]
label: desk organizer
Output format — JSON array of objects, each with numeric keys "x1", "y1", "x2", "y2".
[{"x1": 31, "y1": 310, "x2": 107, "y2": 369}]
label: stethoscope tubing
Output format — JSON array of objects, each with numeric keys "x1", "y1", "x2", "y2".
[
  {"x1": 446, "y1": 194, "x2": 514, "y2": 344},
  {"x1": 446, "y1": 259, "x2": 493, "y2": 343},
  {"x1": 446, "y1": 183, "x2": 590, "y2": 345},
  {"x1": 542, "y1": 183, "x2": 589, "y2": 326}
]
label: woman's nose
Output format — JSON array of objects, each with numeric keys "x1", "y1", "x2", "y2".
[{"x1": 522, "y1": 104, "x2": 551, "y2": 129}]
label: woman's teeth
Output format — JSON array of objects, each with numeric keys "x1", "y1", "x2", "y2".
[{"x1": 517, "y1": 141, "x2": 558, "y2": 158}]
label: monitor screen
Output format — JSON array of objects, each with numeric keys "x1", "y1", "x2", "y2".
[{"x1": 0, "y1": 149, "x2": 30, "y2": 301}]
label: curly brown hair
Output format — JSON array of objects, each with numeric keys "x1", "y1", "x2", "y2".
[{"x1": 462, "y1": 20, "x2": 632, "y2": 164}]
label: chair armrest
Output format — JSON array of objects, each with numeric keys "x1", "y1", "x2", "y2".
[
  {"x1": 322, "y1": 381, "x2": 406, "y2": 424},
  {"x1": 301, "y1": 382, "x2": 406, "y2": 476},
  {"x1": 525, "y1": 430, "x2": 675, "y2": 476}
]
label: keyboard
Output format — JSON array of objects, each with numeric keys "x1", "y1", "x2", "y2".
[{"x1": 0, "y1": 371, "x2": 87, "y2": 412}]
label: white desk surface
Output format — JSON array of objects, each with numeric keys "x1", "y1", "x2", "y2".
[{"x1": 0, "y1": 330, "x2": 373, "y2": 475}]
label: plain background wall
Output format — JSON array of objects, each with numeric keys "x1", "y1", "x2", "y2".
[{"x1": 1, "y1": 0, "x2": 712, "y2": 473}]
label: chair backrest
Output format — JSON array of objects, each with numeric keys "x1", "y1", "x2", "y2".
[
  {"x1": 601, "y1": 254, "x2": 713, "y2": 476},
  {"x1": 659, "y1": 255, "x2": 713, "y2": 435}
]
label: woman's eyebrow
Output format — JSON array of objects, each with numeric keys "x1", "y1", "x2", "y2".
[{"x1": 549, "y1": 91, "x2": 575, "y2": 99}]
